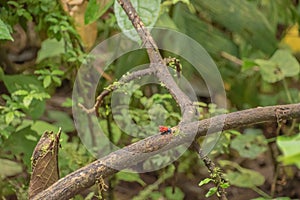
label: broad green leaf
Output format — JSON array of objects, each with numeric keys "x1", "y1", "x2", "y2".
[
  {"x1": 37, "y1": 38, "x2": 65, "y2": 62},
  {"x1": 3, "y1": 75, "x2": 44, "y2": 93},
  {"x1": 85, "y1": 0, "x2": 114, "y2": 24},
  {"x1": 231, "y1": 129, "x2": 267, "y2": 159},
  {"x1": 43, "y1": 75, "x2": 52, "y2": 88},
  {"x1": 0, "y1": 127, "x2": 38, "y2": 167},
  {"x1": 192, "y1": 0, "x2": 277, "y2": 54},
  {"x1": 172, "y1": 4, "x2": 238, "y2": 57},
  {"x1": 226, "y1": 169, "x2": 265, "y2": 188},
  {"x1": 256, "y1": 49, "x2": 300, "y2": 83},
  {"x1": 47, "y1": 110, "x2": 75, "y2": 132},
  {"x1": 31, "y1": 120, "x2": 60, "y2": 134},
  {"x1": 0, "y1": 19, "x2": 13, "y2": 41},
  {"x1": 277, "y1": 133, "x2": 300, "y2": 168},
  {"x1": 255, "y1": 59, "x2": 282, "y2": 83},
  {"x1": 269, "y1": 50, "x2": 300, "y2": 77},
  {"x1": 114, "y1": 0, "x2": 161, "y2": 42},
  {"x1": 115, "y1": 171, "x2": 146, "y2": 186}
]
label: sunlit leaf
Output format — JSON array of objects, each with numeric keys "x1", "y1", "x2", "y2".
[
  {"x1": 0, "y1": 19, "x2": 13, "y2": 41},
  {"x1": 277, "y1": 133, "x2": 300, "y2": 168}
]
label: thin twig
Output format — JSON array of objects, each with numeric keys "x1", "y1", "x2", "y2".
[
  {"x1": 79, "y1": 68, "x2": 154, "y2": 116},
  {"x1": 192, "y1": 142, "x2": 228, "y2": 200}
]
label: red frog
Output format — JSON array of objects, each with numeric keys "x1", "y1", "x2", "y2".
[{"x1": 159, "y1": 126, "x2": 172, "y2": 135}]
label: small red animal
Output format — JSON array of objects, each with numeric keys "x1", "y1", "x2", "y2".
[{"x1": 159, "y1": 126, "x2": 172, "y2": 135}]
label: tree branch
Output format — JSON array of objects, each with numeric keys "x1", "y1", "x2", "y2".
[{"x1": 32, "y1": 103, "x2": 300, "y2": 199}]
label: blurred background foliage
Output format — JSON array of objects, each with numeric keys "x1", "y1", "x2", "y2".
[{"x1": 0, "y1": 0, "x2": 300, "y2": 199}]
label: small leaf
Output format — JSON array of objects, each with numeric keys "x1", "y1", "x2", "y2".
[
  {"x1": 85, "y1": 0, "x2": 113, "y2": 24},
  {"x1": 52, "y1": 76, "x2": 62, "y2": 86},
  {"x1": 5, "y1": 112, "x2": 14, "y2": 124},
  {"x1": 43, "y1": 76, "x2": 52, "y2": 88},
  {"x1": 205, "y1": 187, "x2": 217, "y2": 197},
  {"x1": 23, "y1": 95, "x2": 33, "y2": 108},
  {"x1": 231, "y1": 129, "x2": 267, "y2": 159},
  {"x1": 0, "y1": 19, "x2": 13, "y2": 41},
  {"x1": 13, "y1": 90, "x2": 29, "y2": 96},
  {"x1": 277, "y1": 133, "x2": 300, "y2": 168},
  {"x1": 220, "y1": 182, "x2": 230, "y2": 189},
  {"x1": 114, "y1": 0, "x2": 161, "y2": 42},
  {"x1": 115, "y1": 171, "x2": 146, "y2": 186},
  {"x1": 198, "y1": 178, "x2": 212, "y2": 186},
  {"x1": 51, "y1": 70, "x2": 64, "y2": 76},
  {"x1": 37, "y1": 38, "x2": 65, "y2": 63}
]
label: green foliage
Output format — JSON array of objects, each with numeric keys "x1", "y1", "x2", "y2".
[
  {"x1": 115, "y1": 171, "x2": 146, "y2": 186},
  {"x1": 0, "y1": 0, "x2": 300, "y2": 199},
  {"x1": 255, "y1": 49, "x2": 300, "y2": 83},
  {"x1": 0, "y1": 19, "x2": 13, "y2": 41},
  {"x1": 114, "y1": 0, "x2": 161, "y2": 41},
  {"x1": 85, "y1": 0, "x2": 114, "y2": 24},
  {"x1": 277, "y1": 133, "x2": 300, "y2": 168},
  {"x1": 231, "y1": 129, "x2": 268, "y2": 159},
  {"x1": 219, "y1": 160, "x2": 265, "y2": 188}
]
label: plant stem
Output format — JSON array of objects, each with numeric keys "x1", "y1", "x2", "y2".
[{"x1": 252, "y1": 186, "x2": 272, "y2": 199}]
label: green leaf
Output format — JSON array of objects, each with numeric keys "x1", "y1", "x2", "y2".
[
  {"x1": 47, "y1": 110, "x2": 75, "y2": 132},
  {"x1": 13, "y1": 90, "x2": 29, "y2": 96},
  {"x1": 256, "y1": 50, "x2": 300, "y2": 83},
  {"x1": 172, "y1": 4, "x2": 238, "y2": 57},
  {"x1": 5, "y1": 112, "x2": 14, "y2": 125},
  {"x1": 0, "y1": 158, "x2": 23, "y2": 178},
  {"x1": 198, "y1": 178, "x2": 212, "y2": 186},
  {"x1": 51, "y1": 70, "x2": 64, "y2": 76},
  {"x1": 0, "y1": 19, "x2": 13, "y2": 41},
  {"x1": 192, "y1": 0, "x2": 277, "y2": 54},
  {"x1": 205, "y1": 187, "x2": 217, "y2": 197},
  {"x1": 43, "y1": 75, "x2": 52, "y2": 88},
  {"x1": 114, "y1": 0, "x2": 161, "y2": 42},
  {"x1": 277, "y1": 133, "x2": 300, "y2": 168},
  {"x1": 37, "y1": 38, "x2": 65, "y2": 62},
  {"x1": 231, "y1": 129, "x2": 267, "y2": 159},
  {"x1": 85, "y1": 0, "x2": 114, "y2": 24},
  {"x1": 23, "y1": 95, "x2": 33, "y2": 108},
  {"x1": 269, "y1": 50, "x2": 300, "y2": 77},
  {"x1": 52, "y1": 76, "x2": 62, "y2": 86},
  {"x1": 226, "y1": 169, "x2": 265, "y2": 188},
  {"x1": 115, "y1": 171, "x2": 146, "y2": 186},
  {"x1": 164, "y1": 187, "x2": 184, "y2": 200},
  {"x1": 0, "y1": 127, "x2": 38, "y2": 167},
  {"x1": 30, "y1": 120, "x2": 60, "y2": 134}
]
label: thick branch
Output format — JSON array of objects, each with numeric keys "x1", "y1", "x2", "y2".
[
  {"x1": 117, "y1": 0, "x2": 196, "y2": 122},
  {"x1": 32, "y1": 103, "x2": 300, "y2": 200}
]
